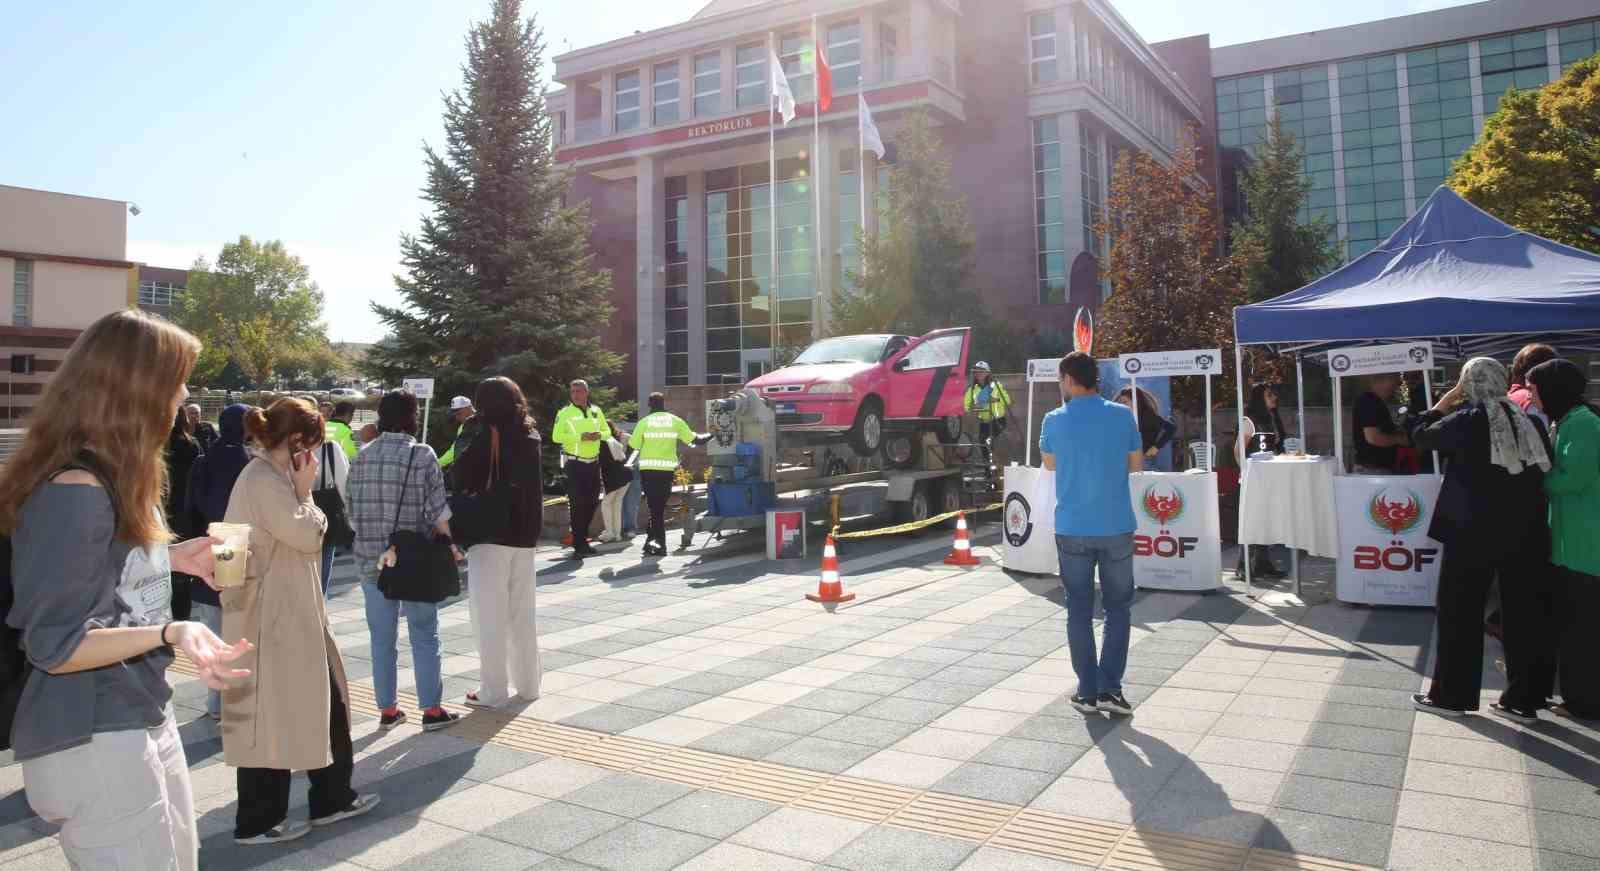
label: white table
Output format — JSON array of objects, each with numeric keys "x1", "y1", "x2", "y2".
[
  {"x1": 1002, "y1": 465, "x2": 1057, "y2": 575},
  {"x1": 1239, "y1": 456, "x2": 1339, "y2": 599}
]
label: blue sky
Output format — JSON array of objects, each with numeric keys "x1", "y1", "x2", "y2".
[{"x1": 1, "y1": 0, "x2": 1464, "y2": 342}]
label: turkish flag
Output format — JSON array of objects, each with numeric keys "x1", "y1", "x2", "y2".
[{"x1": 816, "y1": 44, "x2": 833, "y2": 112}]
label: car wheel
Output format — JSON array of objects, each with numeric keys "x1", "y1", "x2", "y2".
[
  {"x1": 849, "y1": 399, "x2": 884, "y2": 457},
  {"x1": 882, "y1": 433, "x2": 922, "y2": 469},
  {"x1": 935, "y1": 415, "x2": 962, "y2": 444},
  {"x1": 893, "y1": 481, "x2": 932, "y2": 524}
]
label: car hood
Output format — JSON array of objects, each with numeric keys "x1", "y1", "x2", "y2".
[{"x1": 748, "y1": 362, "x2": 876, "y2": 389}]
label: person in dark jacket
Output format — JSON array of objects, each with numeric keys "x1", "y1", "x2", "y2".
[
  {"x1": 1407, "y1": 357, "x2": 1555, "y2": 722},
  {"x1": 166, "y1": 407, "x2": 203, "y2": 621},
  {"x1": 597, "y1": 421, "x2": 634, "y2": 543},
  {"x1": 1232, "y1": 383, "x2": 1288, "y2": 578},
  {"x1": 451, "y1": 376, "x2": 544, "y2": 708},
  {"x1": 186, "y1": 403, "x2": 254, "y2": 719},
  {"x1": 1113, "y1": 386, "x2": 1177, "y2": 469},
  {"x1": 187, "y1": 403, "x2": 219, "y2": 454}
]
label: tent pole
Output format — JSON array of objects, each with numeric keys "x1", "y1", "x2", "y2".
[
  {"x1": 1130, "y1": 375, "x2": 1140, "y2": 463},
  {"x1": 1334, "y1": 375, "x2": 1344, "y2": 473},
  {"x1": 1423, "y1": 367, "x2": 1440, "y2": 478},
  {"x1": 1026, "y1": 379, "x2": 1034, "y2": 467},
  {"x1": 1234, "y1": 342, "x2": 1252, "y2": 596},
  {"x1": 1296, "y1": 353, "x2": 1306, "y2": 449},
  {"x1": 1204, "y1": 374, "x2": 1213, "y2": 471}
]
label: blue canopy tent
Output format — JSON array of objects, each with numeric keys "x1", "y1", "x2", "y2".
[{"x1": 1232, "y1": 185, "x2": 1600, "y2": 458}]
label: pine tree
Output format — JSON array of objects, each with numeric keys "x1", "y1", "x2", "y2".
[
  {"x1": 369, "y1": 0, "x2": 622, "y2": 437},
  {"x1": 1231, "y1": 114, "x2": 1337, "y2": 304}
]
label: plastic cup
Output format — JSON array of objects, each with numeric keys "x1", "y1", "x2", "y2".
[{"x1": 208, "y1": 522, "x2": 251, "y2": 589}]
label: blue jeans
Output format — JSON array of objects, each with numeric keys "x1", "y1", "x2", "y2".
[
  {"x1": 620, "y1": 479, "x2": 641, "y2": 537},
  {"x1": 190, "y1": 602, "x2": 223, "y2": 716},
  {"x1": 320, "y1": 544, "x2": 337, "y2": 597},
  {"x1": 359, "y1": 571, "x2": 444, "y2": 711},
  {"x1": 1055, "y1": 533, "x2": 1136, "y2": 699}
]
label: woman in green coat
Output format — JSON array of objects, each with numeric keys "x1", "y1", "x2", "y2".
[{"x1": 1528, "y1": 359, "x2": 1600, "y2": 720}]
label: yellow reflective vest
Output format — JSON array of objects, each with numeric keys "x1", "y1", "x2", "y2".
[
  {"x1": 964, "y1": 380, "x2": 1011, "y2": 422},
  {"x1": 628, "y1": 411, "x2": 696, "y2": 472},
  {"x1": 553, "y1": 403, "x2": 609, "y2": 460}
]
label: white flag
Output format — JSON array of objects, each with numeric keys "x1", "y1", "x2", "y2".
[
  {"x1": 770, "y1": 48, "x2": 796, "y2": 126},
  {"x1": 858, "y1": 94, "x2": 885, "y2": 159}
]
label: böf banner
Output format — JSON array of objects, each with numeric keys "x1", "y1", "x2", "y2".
[
  {"x1": 1333, "y1": 475, "x2": 1443, "y2": 606},
  {"x1": 1128, "y1": 472, "x2": 1220, "y2": 591}
]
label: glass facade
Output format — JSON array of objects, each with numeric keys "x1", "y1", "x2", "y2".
[
  {"x1": 704, "y1": 159, "x2": 815, "y2": 383},
  {"x1": 1033, "y1": 117, "x2": 1065, "y2": 305},
  {"x1": 779, "y1": 32, "x2": 814, "y2": 101},
  {"x1": 1216, "y1": 18, "x2": 1599, "y2": 263},
  {"x1": 827, "y1": 21, "x2": 861, "y2": 91},
  {"x1": 1079, "y1": 123, "x2": 1103, "y2": 259},
  {"x1": 1030, "y1": 12, "x2": 1057, "y2": 85},
  {"x1": 12, "y1": 260, "x2": 31, "y2": 328},
  {"x1": 653, "y1": 61, "x2": 680, "y2": 126},
  {"x1": 693, "y1": 53, "x2": 720, "y2": 117},
  {"x1": 664, "y1": 177, "x2": 689, "y2": 386},
  {"x1": 735, "y1": 43, "x2": 765, "y2": 108},
  {"x1": 138, "y1": 280, "x2": 179, "y2": 307},
  {"x1": 615, "y1": 70, "x2": 641, "y2": 132}
]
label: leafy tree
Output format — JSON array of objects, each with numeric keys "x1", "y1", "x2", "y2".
[
  {"x1": 1231, "y1": 114, "x2": 1337, "y2": 304},
  {"x1": 832, "y1": 110, "x2": 988, "y2": 340},
  {"x1": 1095, "y1": 126, "x2": 1246, "y2": 414},
  {"x1": 369, "y1": 0, "x2": 622, "y2": 440},
  {"x1": 1449, "y1": 55, "x2": 1600, "y2": 255},
  {"x1": 176, "y1": 236, "x2": 327, "y2": 386}
]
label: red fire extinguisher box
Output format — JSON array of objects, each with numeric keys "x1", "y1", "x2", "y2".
[{"x1": 766, "y1": 510, "x2": 806, "y2": 560}]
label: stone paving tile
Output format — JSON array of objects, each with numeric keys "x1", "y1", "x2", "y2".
[
  {"x1": 1291, "y1": 745, "x2": 1407, "y2": 788},
  {"x1": 1134, "y1": 791, "x2": 1269, "y2": 845},
  {"x1": 1401, "y1": 759, "x2": 1528, "y2": 805},
  {"x1": 490, "y1": 757, "x2": 614, "y2": 799},
  {"x1": 953, "y1": 845, "x2": 1096, "y2": 870},
  {"x1": 1273, "y1": 773, "x2": 1399, "y2": 824},
  {"x1": 1387, "y1": 828, "x2": 1534, "y2": 871},
  {"x1": 675, "y1": 843, "x2": 812, "y2": 871},
  {"x1": 1164, "y1": 760, "x2": 1286, "y2": 805},
  {"x1": 1301, "y1": 721, "x2": 1412, "y2": 757},
  {"x1": 742, "y1": 705, "x2": 847, "y2": 735},
  {"x1": 1394, "y1": 791, "x2": 1532, "y2": 846},
  {"x1": 853, "y1": 697, "x2": 957, "y2": 725},
  {"x1": 969, "y1": 736, "x2": 1081, "y2": 775},
  {"x1": 931, "y1": 761, "x2": 1056, "y2": 805},
  {"x1": 729, "y1": 807, "x2": 873, "y2": 863},
  {"x1": 689, "y1": 724, "x2": 803, "y2": 760},
  {"x1": 1255, "y1": 807, "x2": 1392, "y2": 868},
  {"x1": 789, "y1": 687, "x2": 882, "y2": 714},
  {"x1": 928, "y1": 707, "x2": 1030, "y2": 736},
  {"x1": 401, "y1": 833, "x2": 551, "y2": 870},
  {"x1": 562, "y1": 820, "x2": 717, "y2": 871},
  {"x1": 847, "y1": 749, "x2": 965, "y2": 788},
  {"x1": 893, "y1": 679, "x2": 988, "y2": 705},
  {"x1": 889, "y1": 726, "x2": 1002, "y2": 762},
  {"x1": 762, "y1": 737, "x2": 880, "y2": 774},
  {"x1": 417, "y1": 782, "x2": 549, "y2": 832},
  {"x1": 823, "y1": 824, "x2": 978, "y2": 871},
  {"x1": 560, "y1": 774, "x2": 695, "y2": 819},
  {"x1": 558, "y1": 704, "x2": 665, "y2": 734},
  {"x1": 641, "y1": 791, "x2": 781, "y2": 840},
  {"x1": 1190, "y1": 735, "x2": 1301, "y2": 772},
  {"x1": 1029, "y1": 775, "x2": 1160, "y2": 823}
]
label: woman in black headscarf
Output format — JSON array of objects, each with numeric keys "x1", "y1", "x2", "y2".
[
  {"x1": 165, "y1": 406, "x2": 203, "y2": 621},
  {"x1": 1527, "y1": 358, "x2": 1600, "y2": 720}
]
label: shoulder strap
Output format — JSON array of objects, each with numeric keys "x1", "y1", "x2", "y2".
[
  {"x1": 392, "y1": 448, "x2": 416, "y2": 534},
  {"x1": 321, "y1": 441, "x2": 334, "y2": 490}
]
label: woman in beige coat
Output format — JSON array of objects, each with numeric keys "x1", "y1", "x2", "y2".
[{"x1": 222, "y1": 398, "x2": 379, "y2": 845}]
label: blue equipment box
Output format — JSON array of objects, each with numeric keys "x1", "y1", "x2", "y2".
[{"x1": 708, "y1": 481, "x2": 776, "y2": 517}]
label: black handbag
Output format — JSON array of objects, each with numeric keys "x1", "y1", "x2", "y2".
[
  {"x1": 313, "y1": 442, "x2": 356, "y2": 549},
  {"x1": 377, "y1": 449, "x2": 460, "y2": 603},
  {"x1": 448, "y1": 426, "x2": 514, "y2": 549}
]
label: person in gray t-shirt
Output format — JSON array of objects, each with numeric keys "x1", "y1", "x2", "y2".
[{"x1": 0, "y1": 310, "x2": 251, "y2": 870}]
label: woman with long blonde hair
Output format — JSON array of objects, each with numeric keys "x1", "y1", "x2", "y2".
[{"x1": 0, "y1": 309, "x2": 251, "y2": 870}]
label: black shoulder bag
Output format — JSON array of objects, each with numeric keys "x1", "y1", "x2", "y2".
[
  {"x1": 377, "y1": 449, "x2": 460, "y2": 603},
  {"x1": 448, "y1": 427, "x2": 515, "y2": 549},
  {"x1": 313, "y1": 441, "x2": 356, "y2": 549}
]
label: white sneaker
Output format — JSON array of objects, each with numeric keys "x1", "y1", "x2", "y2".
[
  {"x1": 311, "y1": 794, "x2": 381, "y2": 828},
  {"x1": 236, "y1": 820, "x2": 311, "y2": 845}
]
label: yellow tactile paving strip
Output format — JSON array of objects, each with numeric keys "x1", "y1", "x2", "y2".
[{"x1": 172, "y1": 657, "x2": 1379, "y2": 871}]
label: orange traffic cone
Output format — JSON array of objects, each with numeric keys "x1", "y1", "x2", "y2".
[
  {"x1": 806, "y1": 535, "x2": 856, "y2": 603},
  {"x1": 561, "y1": 532, "x2": 574, "y2": 546},
  {"x1": 943, "y1": 512, "x2": 982, "y2": 566}
]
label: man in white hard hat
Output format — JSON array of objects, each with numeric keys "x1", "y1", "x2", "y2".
[
  {"x1": 963, "y1": 361, "x2": 1011, "y2": 463},
  {"x1": 437, "y1": 395, "x2": 475, "y2": 470}
]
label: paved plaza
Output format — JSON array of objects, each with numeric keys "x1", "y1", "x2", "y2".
[{"x1": 1, "y1": 529, "x2": 1597, "y2": 870}]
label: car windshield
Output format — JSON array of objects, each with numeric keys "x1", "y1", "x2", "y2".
[{"x1": 791, "y1": 336, "x2": 893, "y2": 366}]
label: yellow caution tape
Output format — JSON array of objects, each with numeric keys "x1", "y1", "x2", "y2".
[{"x1": 830, "y1": 503, "x2": 1003, "y2": 541}]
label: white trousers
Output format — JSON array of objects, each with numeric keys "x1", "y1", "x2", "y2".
[
  {"x1": 599, "y1": 488, "x2": 627, "y2": 541},
  {"x1": 22, "y1": 709, "x2": 196, "y2": 871},
  {"x1": 465, "y1": 544, "x2": 542, "y2": 705}
]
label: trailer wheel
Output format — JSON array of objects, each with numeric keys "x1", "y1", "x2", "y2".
[
  {"x1": 938, "y1": 481, "x2": 962, "y2": 527},
  {"x1": 893, "y1": 481, "x2": 932, "y2": 525},
  {"x1": 882, "y1": 433, "x2": 922, "y2": 469}
]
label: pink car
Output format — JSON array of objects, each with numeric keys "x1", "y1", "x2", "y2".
[{"x1": 746, "y1": 328, "x2": 973, "y2": 458}]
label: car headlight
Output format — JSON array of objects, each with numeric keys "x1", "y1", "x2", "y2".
[{"x1": 807, "y1": 382, "x2": 854, "y2": 394}]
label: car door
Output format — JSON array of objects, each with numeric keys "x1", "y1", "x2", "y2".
[{"x1": 884, "y1": 328, "x2": 970, "y2": 420}]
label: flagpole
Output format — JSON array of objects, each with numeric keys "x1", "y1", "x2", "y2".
[
  {"x1": 812, "y1": 14, "x2": 823, "y2": 336},
  {"x1": 768, "y1": 30, "x2": 779, "y2": 369},
  {"x1": 858, "y1": 102, "x2": 867, "y2": 232}
]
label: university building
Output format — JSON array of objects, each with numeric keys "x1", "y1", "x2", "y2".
[{"x1": 550, "y1": 0, "x2": 1600, "y2": 401}]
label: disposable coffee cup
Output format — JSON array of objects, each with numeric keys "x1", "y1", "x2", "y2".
[{"x1": 208, "y1": 522, "x2": 251, "y2": 589}]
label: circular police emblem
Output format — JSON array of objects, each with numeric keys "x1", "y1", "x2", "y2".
[
  {"x1": 1123, "y1": 358, "x2": 1142, "y2": 374},
  {"x1": 1004, "y1": 492, "x2": 1034, "y2": 548},
  {"x1": 1330, "y1": 354, "x2": 1352, "y2": 373},
  {"x1": 1408, "y1": 347, "x2": 1427, "y2": 363}
]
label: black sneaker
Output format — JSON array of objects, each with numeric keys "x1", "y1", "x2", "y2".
[
  {"x1": 1412, "y1": 694, "x2": 1467, "y2": 717},
  {"x1": 378, "y1": 708, "x2": 407, "y2": 731},
  {"x1": 1490, "y1": 702, "x2": 1539, "y2": 725},
  {"x1": 422, "y1": 708, "x2": 461, "y2": 732},
  {"x1": 235, "y1": 820, "x2": 311, "y2": 845},
  {"x1": 1098, "y1": 693, "x2": 1135, "y2": 717},
  {"x1": 1070, "y1": 695, "x2": 1100, "y2": 714},
  {"x1": 311, "y1": 794, "x2": 381, "y2": 828}
]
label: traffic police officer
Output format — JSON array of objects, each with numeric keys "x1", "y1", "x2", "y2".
[
  {"x1": 628, "y1": 392, "x2": 705, "y2": 557},
  {"x1": 963, "y1": 361, "x2": 1012, "y2": 461},
  {"x1": 553, "y1": 379, "x2": 608, "y2": 558}
]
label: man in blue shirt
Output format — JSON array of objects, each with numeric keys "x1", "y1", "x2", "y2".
[{"x1": 1039, "y1": 352, "x2": 1144, "y2": 716}]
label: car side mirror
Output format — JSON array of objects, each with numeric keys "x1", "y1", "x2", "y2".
[{"x1": 892, "y1": 358, "x2": 910, "y2": 372}]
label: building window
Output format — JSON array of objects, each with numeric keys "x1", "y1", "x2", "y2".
[
  {"x1": 665, "y1": 176, "x2": 689, "y2": 386},
  {"x1": 880, "y1": 22, "x2": 899, "y2": 82},
  {"x1": 826, "y1": 20, "x2": 861, "y2": 92},
  {"x1": 779, "y1": 32, "x2": 813, "y2": 100},
  {"x1": 1080, "y1": 125, "x2": 1103, "y2": 258},
  {"x1": 704, "y1": 159, "x2": 814, "y2": 383},
  {"x1": 1479, "y1": 29, "x2": 1553, "y2": 115},
  {"x1": 138, "y1": 280, "x2": 180, "y2": 307},
  {"x1": 1029, "y1": 12, "x2": 1058, "y2": 84},
  {"x1": 614, "y1": 70, "x2": 641, "y2": 132},
  {"x1": 555, "y1": 111, "x2": 566, "y2": 145},
  {"x1": 652, "y1": 61, "x2": 680, "y2": 125},
  {"x1": 1406, "y1": 41, "x2": 1474, "y2": 210},
  {"x1": 1559, "y1": 20, "x2": 1598, "y2": 71},
  {"x1": 693, "y1": 52, "x2": 721, "y2": 116},
  {"x1": 1033, "y1": 118, "x2": 1065, "y2": 305},
  {"x1": 736, "y1": 43, "x2": 766, "y2": 108},
  {"x1": 11, "y1": 260, "x2": 32, "y2": 328}
]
